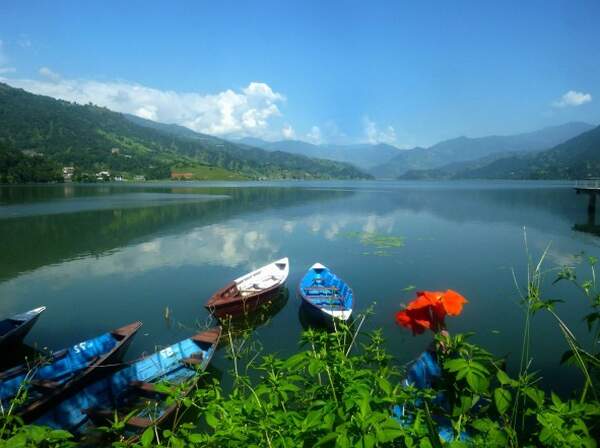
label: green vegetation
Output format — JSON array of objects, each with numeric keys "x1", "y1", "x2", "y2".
[
  {"x1": 371, "y1": 122, "x2": 594, "y2": 179},
  {"x1": 170, "y1": 164, "x2": 248, "y2": 181},
  {"x1": 2, "y1": 247, "x2": 599, "y2": 447},
  {"x1": 343, "y1": 232, "x2": 405, "y2": 256},
  {"x1": 0, "y1": 83, "x2": 372, "y2": 182},
  {"x1": 400, "y1": 124, "x2": 600, "y2": 180},
  {"x1": 0, "y1": 146, "x2": 62, "y2": 183}
]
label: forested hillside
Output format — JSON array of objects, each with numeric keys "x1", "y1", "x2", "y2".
[{"x1": 0, "y1": 83, "x2": 371, "y2": 181}]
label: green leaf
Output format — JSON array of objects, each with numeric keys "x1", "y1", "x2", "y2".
[
  {"x1": 48, "y1": 429, "x2": 73, "y2": 440},
  {"x1": 141, "y1": 427, "x2": 154, "y2": 447},
  {"x1": 205, "y1": 411, "x2": 219, "y2": 429},
  {"x1": 444, "y1": 358, "x2": 468, "y2": 373},
  {"x1": 496, "y1": 370, "x2": 511, "y2": 386},
  {"x1": 493, "y1": 388, "x2": 511, "y2": 415},
  {"x1": 524, "y1": 387, "x2": 545, "y2": 408},
  {"x1": 466, "y1": 371, "x2": 489, "y2": 393},
  {"x1": 308, "y1": 358, "x2": 322, "y2": 376},
  {"x1": 314, "y1": 432, "x2": 338, "y2": 447}
]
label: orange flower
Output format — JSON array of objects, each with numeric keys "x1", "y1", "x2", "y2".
[{"x1": 395, "y1": 289, "x2": 468, "y2": 335}]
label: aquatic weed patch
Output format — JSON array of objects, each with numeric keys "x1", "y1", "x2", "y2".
[{"x1": 343, "y1": 231, "x2": 405, "y2": 256}]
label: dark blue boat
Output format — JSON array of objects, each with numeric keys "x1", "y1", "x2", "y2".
[
  {"x1": 393, "y1": 350, "x2": 470, "y2": 442},
  {"x1": 36, "y1": 326, "x2": 221, "y2": 442},
  {"x1": 0, "y1": 306, "x2": 46, "y2": 348},
  {"x1": 0, "y1": 321, "x2": 141, "y2": 422},
  {"x1": 299, "y1": 263, "x2": 354, "y2": 323}
]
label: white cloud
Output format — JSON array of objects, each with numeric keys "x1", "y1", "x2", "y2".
[
  {"x1": 306, "y1": 125, "x2": 322, "y2": 144},
  {"x1": 1, "y1": 70, "x2": 287, "y2": 139},
  {"x1": 553, "y1": 90, "x2": 592, "y2": 108},
  {"x1": 39, "y1": 66, "x2": 61, "y2": 82},
  {"x1": 281, "y1": 123, "x2": 296, "y2": 139},
  {"x1": 363, "y1": 116, "x2": 397, "y2": 144}
]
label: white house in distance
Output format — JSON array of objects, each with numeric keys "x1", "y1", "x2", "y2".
[
  {"x1": 63, "y1": 166, "x2": 74, "y2": 182},
  {"x1": 96, "y1": 170, "x2": 110, "y2": 181}
]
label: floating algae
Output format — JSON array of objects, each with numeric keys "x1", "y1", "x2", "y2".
[{"x1": 343, "y1": 231, "x2": 405, "y2": 256}]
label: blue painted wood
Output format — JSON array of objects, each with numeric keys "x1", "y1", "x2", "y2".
[
  {"x1": 0, "y1": 321, "x2": 141, "y2": 423},
  {"x1": 298, "y1": 263, "x2": 354, "y2": 323},
  {"x1": 0, "y1": 330, "x2": 120, "y2": 408},
  {"x1": 36, "y1": 328, "x2": 220, "y2": 437},
  {"x1": 393, "y1": 350, "x2": 470, "y2": 442},
  {"x1": 0, "y1": 306, "x2": 45, "y2": 348}
]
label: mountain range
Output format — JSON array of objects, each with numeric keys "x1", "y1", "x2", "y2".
[
  {"x1": 0, "y1": 83, "x2": 370, "y2": 181},
  {"x1": 236, "y1": 122, "x2": 596, "y2": 180},
  {"x1": 370, "y1": 122, "x2": 595, "y2": 178},
  {"x1": 0, "y1": 82, "x2": 597, "y2": 183},
  {"x1": 236, "y1": 138, "x2": 401, "y2": 170}
]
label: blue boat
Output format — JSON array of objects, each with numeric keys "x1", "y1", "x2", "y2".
[
  {"x1": 393, "y1": 350, "x2": 470, "y2": 443},
  {"x1": 299, "y1": 263, "x2": 354, "y2": 323},
  {"x1": 36, "y1": 326, "x2": 221, "y2": 442},
  {"x1": 0, "y1": 321, "x2": 141, "y2": 422},
  {"x1": 0, "y1": 306, "x2": 46, "y2": 348}
]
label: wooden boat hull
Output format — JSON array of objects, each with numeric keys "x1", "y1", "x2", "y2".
[
  {"x1": 206, "y1": 282, "x2": 285, "y2": 318},
  {"x1": 0, "y1": 321, "x2": 142, "y2": 423},
  {"x1": 205, "y1": 258, "x2": 289, "y2": 319},
  {"x1": 0, "y1": 306, "x2": 46, "y2": 348},
  {"x1": 36, "y1": 327, "x2": 222, "y2": 442}
]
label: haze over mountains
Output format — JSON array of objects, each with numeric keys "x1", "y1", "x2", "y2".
[
  {"x1": 370, "y1": 122, "x2": 595, "y2": 178},
  {"x1": 446, "y1": 124, "x2": 600, "y2": 180},
  {"x1": 237, "y1": 138, "x2": 401, "y2": 170},
  {"x1": 237, "y1": 122, "x2": 597, "y2": 180}
]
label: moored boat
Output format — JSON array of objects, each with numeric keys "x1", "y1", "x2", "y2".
[
  {"x1": 36, "y1": 326, "x2": 222, "y2": 442},
  {"x1": 205, "y1": 258, "x2": 290, "y2": 318},
  {"x1": 0, "y1": 306, "x2": 46, "y2": 348},
  {"x1": 298, "y1": 263, "x2": 354, "y2": 323},
  {"x1": 0, "y1": 321, "x2": 142, "y2": 422}
]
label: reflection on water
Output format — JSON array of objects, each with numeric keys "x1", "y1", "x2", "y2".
[
  {"x1": 219, "y1": 288, "x2": 290, "y2": 338},
  {"x1": 0, "y1": 181, "x2": 598, "y2": 394}
]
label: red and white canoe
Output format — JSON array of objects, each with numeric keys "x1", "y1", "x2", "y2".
[{"x1": 205, "y1": 258, "x2": 289, "y2": 318}]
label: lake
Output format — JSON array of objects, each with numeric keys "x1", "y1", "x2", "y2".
[{"x1": 0, "y1": 181, "x2": 598, "y2": 394}]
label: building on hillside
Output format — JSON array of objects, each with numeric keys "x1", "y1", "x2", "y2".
[
  {"x1": 62, "y1": 166, "x2": 75, "y2": 182},
  {"x1": 111, "y1": 147, "x2": 120, "y2": 155},
  {"x1": 96, "y1": 170, "x2": 110, "y2": 181},
  {"x1": 171, "y1": 172, "x2": 194, "y2": 180}
]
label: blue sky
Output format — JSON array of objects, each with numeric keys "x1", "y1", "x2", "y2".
[{"x1": 0, "y1": 0, "x2": 599, "y2": 147}]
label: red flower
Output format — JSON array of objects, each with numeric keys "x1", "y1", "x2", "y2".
[{"x1": 395, "y1": 289, "x2": 467, "y2": 335}]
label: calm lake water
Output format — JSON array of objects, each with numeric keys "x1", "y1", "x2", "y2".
[{"x1": 1, "y1": 181, "x2": 598, "y2": 394}]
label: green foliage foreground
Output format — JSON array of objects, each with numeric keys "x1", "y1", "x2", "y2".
[{"x1": 2, "y1": 255, "x2": 600, "y2": 447}]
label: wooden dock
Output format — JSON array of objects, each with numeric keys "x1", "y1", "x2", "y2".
[{"x1": 575, "y1": 180, "x2": 600, "y2": 215}]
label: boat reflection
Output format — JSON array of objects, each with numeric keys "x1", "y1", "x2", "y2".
[{"x1": 217, "y1": 287, "x2": 289, "y2": 338}]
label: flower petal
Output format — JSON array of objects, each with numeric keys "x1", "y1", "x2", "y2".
[{"x1": 441, "y1": 289, "x2": 468, "y2": 315}]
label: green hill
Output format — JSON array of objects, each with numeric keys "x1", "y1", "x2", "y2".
[
  {"x1": 371, "y1": 122, "x2": 594, "y2": 178},
  {"x1": 453, "y1": 124, "x2": 600, "y2": 179},
  {"x1": 0, "y1": 83, "x2": 371, "y2": 182}
]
